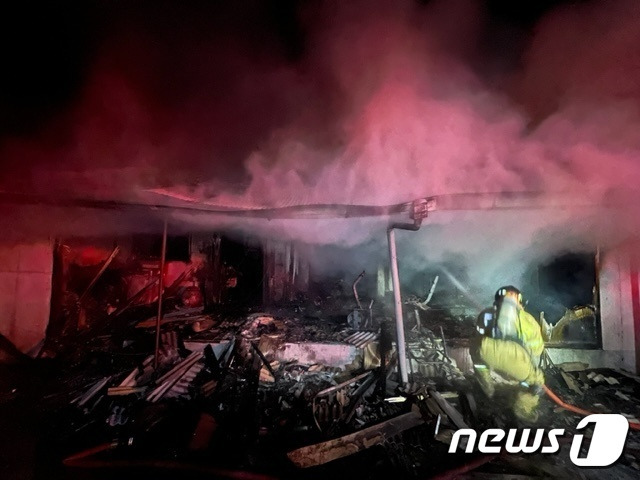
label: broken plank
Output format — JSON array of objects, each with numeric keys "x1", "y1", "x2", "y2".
[
  {"x1": 251, "y1": 342, "x2": 277, "y2": 378},
  {"x1": 557, "y1": 362, "x2": 588, "y2": 372},
  {"x1": 560, "y1": 371, "x2": 583, "y2": 395},
  {"x1": 287, "y1": 411, "x2": 424, "y2": 468},
  {"x1": 136, "y1": 315, "x2": 210, "y2": 329},
  {"x1": 107, "y1": 386, "x2": 147, "y2": 396},
  {"x1": 79, "y1": 246, "x2": 120, "y2": 303},
  {"x1": 428, "y1": 388, "x2": 469, "y2": 430},
  {"x1": 77, "y1": 377, "x2": 112, "y2": 407},
  {"x1": 315, "y1": 371, "x2": 372, "y2": 397}
]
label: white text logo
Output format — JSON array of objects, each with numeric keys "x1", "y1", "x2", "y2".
[{"x1": 449, "y1": 414, "x2": 629, "y2": 467}]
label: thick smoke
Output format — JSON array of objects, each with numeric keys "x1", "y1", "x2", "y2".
[{"x1": 1, "y1": 0, "x2": 640, "y2": 297}]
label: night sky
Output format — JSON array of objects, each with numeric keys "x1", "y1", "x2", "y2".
[
  {"x1": 0, "y1": 1, "x2": 579, "y2": 136},
  {"x1": 0, "y1": 1, "x2": 592, "y2": 189},
  {"x1": 0, "y1": 0, "x2": 638, "y2": 225}
]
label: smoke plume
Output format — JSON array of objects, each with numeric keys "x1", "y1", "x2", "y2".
[{"x1": 1, "y1": 0, "x2": 640, "y2": 297}]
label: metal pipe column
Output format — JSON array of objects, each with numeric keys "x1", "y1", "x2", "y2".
[
  {"x1": 154, "y1": 218, "x2": 168, "y2": 370},
  {"x1": 387, "y1": 228, "x2": 408, "y2": 385}
]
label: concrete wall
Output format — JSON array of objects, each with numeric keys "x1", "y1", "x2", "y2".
[
  {"x1": 0, "y1": 242, "x2": 53, "y2": 354},
  {"x1": 597, "y1": 247, "x2": 637, "y2": 373}
]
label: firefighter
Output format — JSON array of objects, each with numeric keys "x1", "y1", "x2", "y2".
[{"x1": 471, "y1": 286, "x2": 545, "y2": 423}]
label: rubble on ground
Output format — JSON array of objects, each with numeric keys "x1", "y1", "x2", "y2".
[{"x1": 2, "y1": 251, "x2": 639, "y2": 479}]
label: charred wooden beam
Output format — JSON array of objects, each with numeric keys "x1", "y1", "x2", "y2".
[
  {"x1": 427, "y1": 388, "x2": 469, "y2": 430},
  {"x1": 287, "y1": 411, "x2": 424, "y2": 468},
  {"x1": 78, "y1": 246, "x2": 120, "y2": 303},
  {"x1": 251, "y1": 342, "x2": 277, "y2": 379}
]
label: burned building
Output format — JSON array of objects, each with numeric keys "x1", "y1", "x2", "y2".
[
  {"x1": 1, "y1": 1, "x2": 640, "y2": 479},
  {"x1": 0, "y1": 195, "x2": 639, "y2": 479}
]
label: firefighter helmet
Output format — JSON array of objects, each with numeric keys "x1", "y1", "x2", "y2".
[{"x1": 494, "y1": 285, "x2": 522, "y2": 305}]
